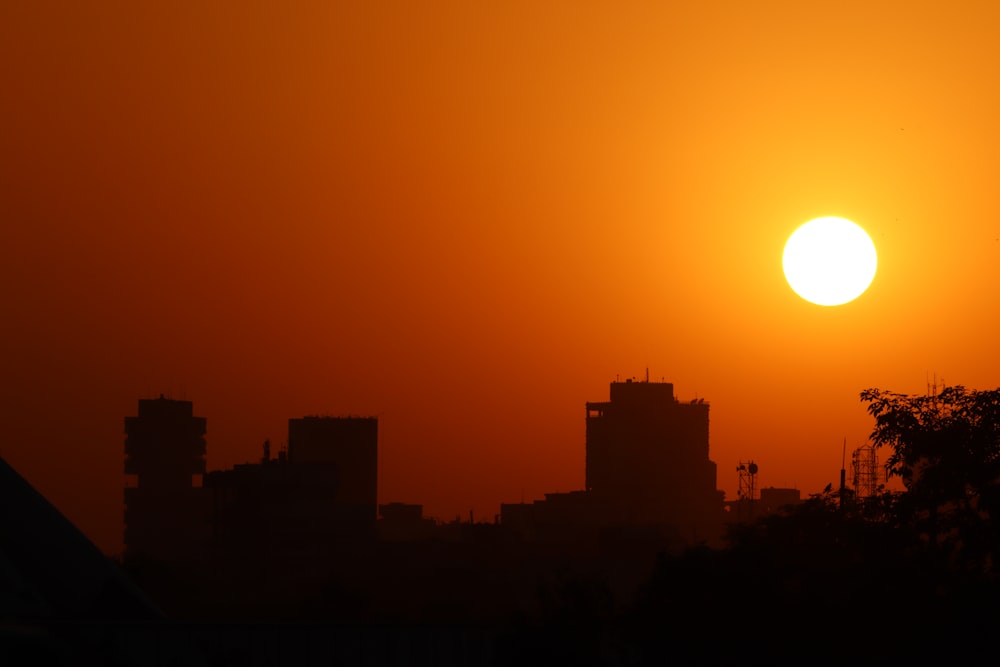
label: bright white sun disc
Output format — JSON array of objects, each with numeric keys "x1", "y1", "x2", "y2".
[{"x1": 783, "y1": 217, "x2": 877, "y2": 306}]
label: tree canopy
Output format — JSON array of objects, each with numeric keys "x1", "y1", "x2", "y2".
[
  {"x1": 861, "y1": 385, "x2": 1000, "y2": 504},
  {"x1": 861, "y1": 385, "x2": 1000, "y2": 571}
]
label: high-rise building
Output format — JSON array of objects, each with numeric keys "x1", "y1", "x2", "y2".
[
  {"x1": 123, "y1": 396, "x2": 210, "y2": 561},
  {"x1": 585, "y1": 379, "x2": 722, "y2": 538}
]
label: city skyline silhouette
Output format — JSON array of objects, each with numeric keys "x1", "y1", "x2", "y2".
[
  {"x1": 3, "y1": 1, "x2": 1000, "y2": 662},
  {"x1": 115, "y1": 377, "x2": 818, "y2": 561},
  {"x1": 119, "y1": 378, "x2": 757, "y2": 566},
  {"x1": 2, "y1": 378, "x2": 998, "y2": 664},
  {"x1": 4, "y1": 2, "x2": 999, "y2": 559}
]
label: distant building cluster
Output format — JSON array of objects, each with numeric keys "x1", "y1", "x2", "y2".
[
  {"x1": 122, "y1": 379, "x2": 803, "y2": 564},
  {"x1": 123, "y1": 397, "x2": 380, "y2": 563}
]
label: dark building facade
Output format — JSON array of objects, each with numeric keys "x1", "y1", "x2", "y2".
[
  {"x1": 585, "y1": 379, "x2": 722, "y2": 538},
  {"x1": 206, "y1": 456, "x2": 347, "y2": 558},
  {"x1": 502, "y1": 379, "x2": 725, "y2": 545},
  {"x1": 288, "y1": 416, "x2": 378, "y2": 526},
  {"x1": 124, "y1": 397, "x2": 210, "y2": 562},
  {"x1": 377, "y1": 503, "x2": 436, "y2": 541},
  {"x1": 206, "y1": 416, "x2": 379, "y2": 558},
  {"x1": 500, "y1": 491, "x2": 600, "y2": 543}
]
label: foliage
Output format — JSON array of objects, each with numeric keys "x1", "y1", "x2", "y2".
[
  {"x1": 861, "y1": 385, "x2": 1000, "y2": 505},
  {"x1": 861, "y1": 385, "x2": 1000, "y2": 572}
]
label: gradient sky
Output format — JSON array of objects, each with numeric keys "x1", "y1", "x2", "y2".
[{"x1": 3, "y1": 1, "x2": 999, "y2": 555}]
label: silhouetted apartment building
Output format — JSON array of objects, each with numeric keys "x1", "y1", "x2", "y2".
[
  {"x1": 206, "y1": 417, "x2": 379, "y2": 557},
  {"x1": 586, "y1": 379, "x2": 722, "y2": 536},
  {"x1": 124, "y1": 396, "x2": 211, "y2": 562},
  {"x1": 503, "y1": 378, "x2": 724, "y2": 545}
]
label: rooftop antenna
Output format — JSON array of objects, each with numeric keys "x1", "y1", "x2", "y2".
[
  {"x1": 645, "y1": 367, "x2": 649, "y2": 382},
  {"x1": 928, "y1": 373, "x2": 944, "y2": 409},
  {"x1": 737, "y1": 460, "x2": 758, "y2": 522},
  {"x1": 839, "y1": 438, "x2": 847, "y2": 507}
]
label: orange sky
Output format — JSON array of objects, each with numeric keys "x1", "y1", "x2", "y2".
[{"x1": 3, "y1": 1, "x2": 1000, "y2": 555}]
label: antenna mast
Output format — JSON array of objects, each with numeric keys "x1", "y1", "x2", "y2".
[
  {"x1": 839, "y1": 438, "x2": 847, "y2": 507},
  {"x1": 737, "y1": 460, "x2": 758, "y2": 522}
]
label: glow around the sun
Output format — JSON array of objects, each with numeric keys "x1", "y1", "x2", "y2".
[{"x1": 783, "y1": 216, "x2": 878, "y2": 306}]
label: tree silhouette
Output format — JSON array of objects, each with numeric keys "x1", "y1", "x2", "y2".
[{"x1": 861, "y1": 385, "x2": 1000, "y2": 570}]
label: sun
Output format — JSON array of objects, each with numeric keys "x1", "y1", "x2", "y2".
[{"x1": 782, "y1": 216, "x2": 877, "y2": 306}]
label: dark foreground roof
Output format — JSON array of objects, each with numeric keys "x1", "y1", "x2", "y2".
[{"x1": 0, "y1": 455, "x2": 207, "y2": 665}]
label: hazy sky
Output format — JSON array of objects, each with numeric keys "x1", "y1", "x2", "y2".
[{"x1": 3, "y1": 1, "x2": 999, "y2": 554}]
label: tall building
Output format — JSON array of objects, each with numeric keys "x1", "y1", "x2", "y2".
[
  {"x1": 123, "y1": 396, "x2": 210, "y2": 561},
  {"x1": 585, "y1": 379, "x2": 722, "y2": 539}
]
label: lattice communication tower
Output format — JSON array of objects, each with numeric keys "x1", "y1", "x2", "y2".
[
  {"x1": 737, "y1": 460, "x2": 758, "y2": 501},
  {"x1": 852, "y1": 443, "x2": 881, "y2": 499},
  {"x1": 736, "y1": 460, "x2": 759, "y2": 521}
]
